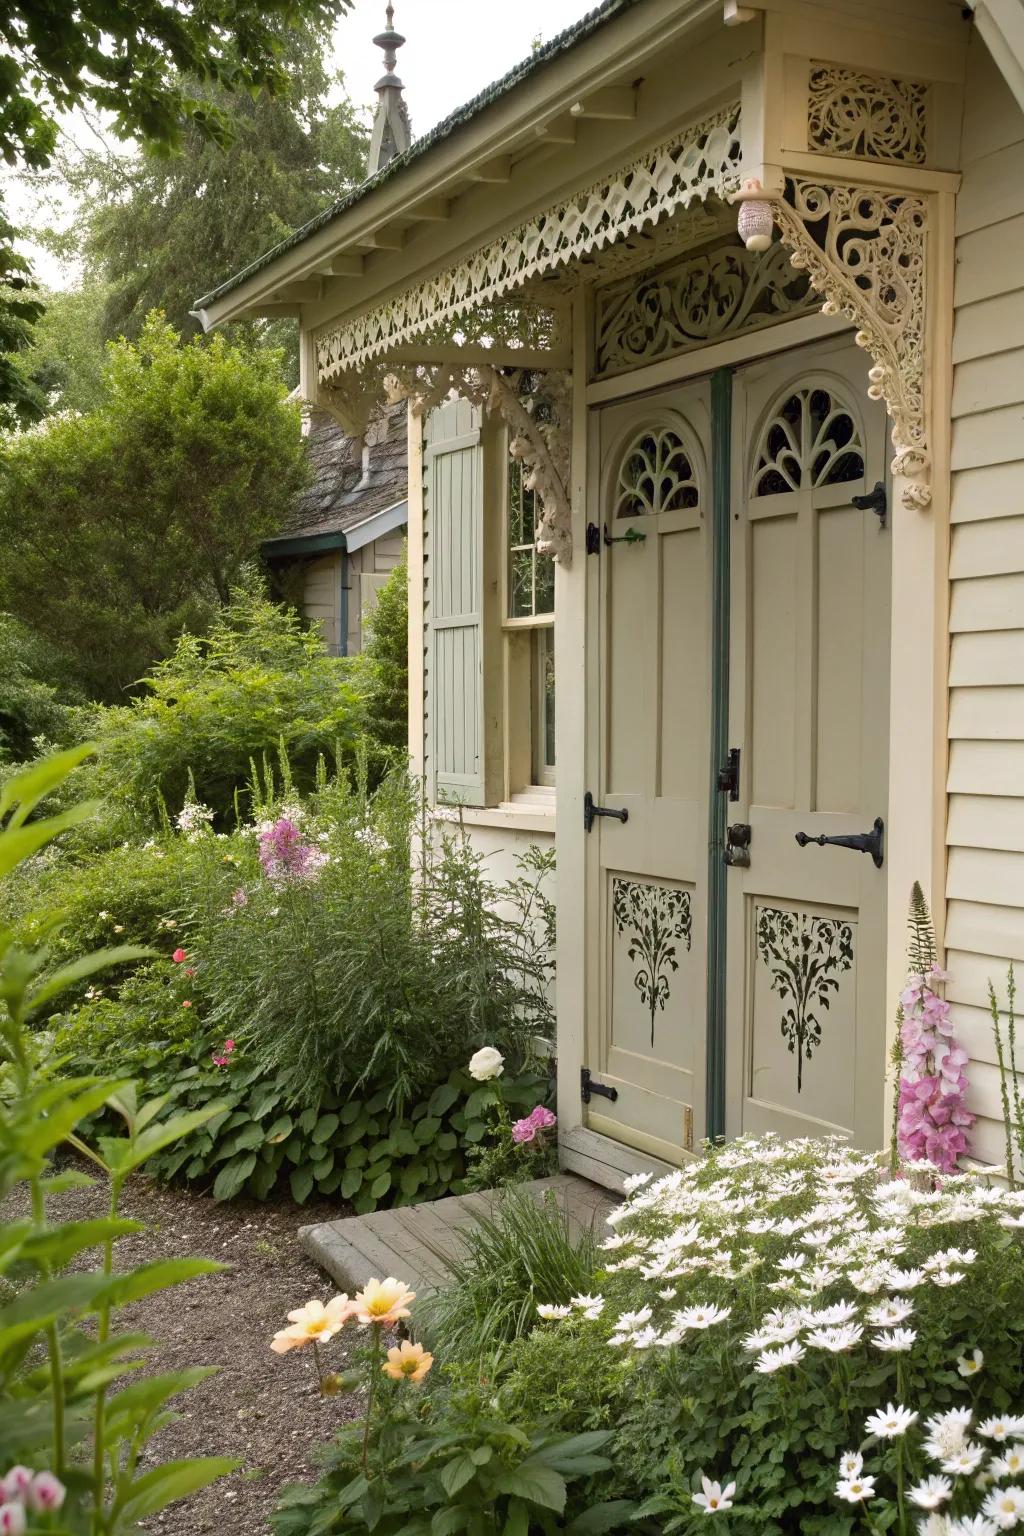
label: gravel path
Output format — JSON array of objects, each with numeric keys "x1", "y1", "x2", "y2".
[{"x1": 2, "y1": 1173, "x2": 363, "y2": 1534}]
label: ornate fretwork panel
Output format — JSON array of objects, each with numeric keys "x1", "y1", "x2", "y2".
[
  {"x1": 612, "y1": 878, "x2": 693, "y2": 1049},
  {"x1": 315, "y1": 102, "x2": 742, "y2": 379},
  {"x1": 595, "y1": 238, "x2": 816, "y2": 378},
  {"x1": 807, "y1": 64, "x2": 927, "y2": 165},
  {"x1": 614, "y1": 427, "x2": 700, "y2": 518},
  {"x1": 751, "y1": 385, "x2": 864, "y2": 497},
  {"x1": 769, "y1": 179, "x2": 929, "y2": 510},
  {"x1": 755, "y1": 907, "x2": 854, "y2": 1094}
]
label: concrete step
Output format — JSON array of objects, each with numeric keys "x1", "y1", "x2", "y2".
[{"x1": 298, "y1": 1174, "x2": 617, "y2": 1297}]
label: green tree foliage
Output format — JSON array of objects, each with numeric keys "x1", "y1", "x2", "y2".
[
  {"x1": 357, "y1": 548, "x2": 410, "y2": 760},
  {"x1": 68, "y1": 39, "x2": 368, "y2": 364},
  {"x1": 77, "y1": 585, "x2": 360, "y2": 825},
  {"x1": 0, "y1": 614, "x2": 77, "y2": 761},
  {"x1": 11, "y1": 278, "x2": 111, "y2": 415},
  {"x1": 0, "y1": 315, "x2": 308, "y2": 698},
  {"x1": 0, "y1": 0, "x2": 349, "y2": 420}
]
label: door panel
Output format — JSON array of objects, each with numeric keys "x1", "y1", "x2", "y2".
[
  {"x1": 725, "y1": 340, "x2": 891, "y2": 1146},
  {"x1": 585, "y1": 386, "x2": 712, "y2": 1160}
]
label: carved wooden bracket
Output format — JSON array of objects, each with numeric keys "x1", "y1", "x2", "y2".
[
  {"x1": 767, "y1": 179, "x2": 930, "y2": 511},
  {"x1": 394, "y1": 363, "x2": 574, "y2": 565}
]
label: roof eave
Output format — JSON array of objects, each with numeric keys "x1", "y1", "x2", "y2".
[{"x1": 195, "y1": 0, "x2": 717, "y2": 331}]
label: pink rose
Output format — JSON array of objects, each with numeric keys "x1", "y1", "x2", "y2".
[{"x1": 172, "y1": 948, "x2": 186, "y2": 963}]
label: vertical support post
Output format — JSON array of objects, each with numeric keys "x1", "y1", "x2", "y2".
[
  {"x1": 556, "y1": 289, "x2": 590, "y2": 1153},
  {"x1": 406, "y1": 399, "x2": 426, "y2": 781},
  {"x1": 705, "y1": 367, "x2": 733, "y2": 1143}
]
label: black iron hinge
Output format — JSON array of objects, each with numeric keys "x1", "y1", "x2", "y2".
[
  {"x1": 585, "y1": 521, "x2": 601, "y2": 555},
  {"x1": 581, "y1": 1067, "x2": 619, "y2": 1104}
]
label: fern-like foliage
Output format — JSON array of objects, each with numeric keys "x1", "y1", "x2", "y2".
[{"x1": 907, "y1": 880, "x2": 937, "y2": 976}]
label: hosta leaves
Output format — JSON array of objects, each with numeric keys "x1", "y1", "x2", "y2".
[{"x1": 213, "y1": 1151, "x2": 258, "y2": 1200}]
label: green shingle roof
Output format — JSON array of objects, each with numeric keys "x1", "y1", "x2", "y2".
[{"x1": 195, "y1": 0, "x2": 640, "y2": 309}]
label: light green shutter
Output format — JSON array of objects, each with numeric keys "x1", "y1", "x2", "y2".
[{"x1": 425, "y1": 402, "x2": 486, "y2": 807}]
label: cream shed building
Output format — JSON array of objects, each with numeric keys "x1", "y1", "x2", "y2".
[{"x1": 196, "y1": 0, "x2": 1024, "y2": 1190}]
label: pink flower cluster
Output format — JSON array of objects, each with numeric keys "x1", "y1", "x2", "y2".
[
  {"x1": 511, "y1": 1105, "x2": 557, "y2": 1145},
  {"x1": 258, "y1": 818, "x2": 328, "y2": 886},
  {"x1": 897, "y1": 966, "x2": 974, "y2": 1172},
  {"x1": 1, "y1": 1466, "x2": 65, "y2": 1533},
  {"x1": 212, "y1": 1038, "x2": 236, "y2": 1068}
]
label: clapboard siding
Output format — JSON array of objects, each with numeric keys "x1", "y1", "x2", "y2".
[{"x1": 948, "y1": 39, "x2": 1024, "y2": 1151}]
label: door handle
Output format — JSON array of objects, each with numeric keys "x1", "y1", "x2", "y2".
[
  {"x1": 794, "y1": 816, "x2": 884, "y2": 868},
  {"x1": 724, "y1": 822, "x2": 751, "y2": 867},
  {"x1": 583, "y1": 791, "x2": 629, "y2": 834}
]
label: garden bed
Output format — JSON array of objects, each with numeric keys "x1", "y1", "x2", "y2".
[{"x1": 0, "y1": 1170, "x2": 362, "y2": 1535}]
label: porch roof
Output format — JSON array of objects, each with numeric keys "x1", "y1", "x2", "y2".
[{"x1": 193, "y1": 0, "x2": 640, "y2": 314}]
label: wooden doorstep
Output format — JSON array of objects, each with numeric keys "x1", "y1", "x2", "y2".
[{"x1": 298, "y1": 1174, "x2": 617, "y2": 1296}]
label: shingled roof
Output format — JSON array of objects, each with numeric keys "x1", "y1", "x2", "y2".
[{"x1": 264, "y1": 401, "x2": 408, "y2": 552}]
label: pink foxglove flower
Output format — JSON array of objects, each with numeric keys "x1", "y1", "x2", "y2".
[{"x1": 897, "y1": 965, "x2": 973, "y2": 1172}]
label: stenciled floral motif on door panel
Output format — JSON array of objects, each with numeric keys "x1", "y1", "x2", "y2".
[
  {"x1": 755, "y1": 906, "x2": 854, "y2": 1092},
  {"x1": 612, "y1": 878, "x2": 692, "y2": 1048}
]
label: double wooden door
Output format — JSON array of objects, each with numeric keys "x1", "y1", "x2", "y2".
[{"x1": 583, "y1": 336, "x2": 891, "y2": 1160}]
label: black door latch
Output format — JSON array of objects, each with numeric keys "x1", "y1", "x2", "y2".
[
  {"x1": 795, "y1": 816, "x2": 885, "y2": 868},
  {"x1": 583, "y1": 791, "x2": 629, "y2": 833},
  {"x1": 724, "y1": 822, "x2": 751, "y2": 867},
  {"x1": 581, "y1": 1067, "x2": 619, "y2": 1104}
]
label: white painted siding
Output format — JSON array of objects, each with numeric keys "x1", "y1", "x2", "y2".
[{"x1": 948, "y1": 37, "x2": 1024, "y2": 1163}]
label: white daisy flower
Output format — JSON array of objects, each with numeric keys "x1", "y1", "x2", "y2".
[
  {"x1": 867, "y1": 1299, "x2": 915, "y2": 1327},
  {"x1": 631, "y1": 1326, "x2": 659, "y2": 1350},
  {"x1": 989, "y1": 1444, "x2": 1024, "y2": 1478},
  {"x1": 806, "y1": 1300, "x2": 859, "y2": 1327},
  {"x1": 958, "y1": 1349, "x2": 984, "y2": 1378},
  {"x1": 838, "y1": 1451, "x2": 863, "y2": 1479},
  {"x1": 865, "y1": 1403, "x2": 919, "y2": 1439},
  {"x1": 998, "y1": 1214, "x2": 1024, "y2": 1229},
  {"x1": 805, "y1": 1323, "x2": 863, "y2": 1353},
  {"x1": 949, "y1": 1517, "x2": 1000, "y2": 1536},
  {"x1": 755, "y1": 1341, "x2": 805, "y2": 1373},
  {"x1": 570, "y1": 1294, "x2": 602, "y2": 1310},
  {"x1": 978, "y1": 1417, "x2": 1019, "y2": 1443},
  {"x1": 887, "y1": 1267, "x2": 927, "y2": 1290},
  {"x1": 536, "y1": 1304, "x2": 571, "y2": 1320},
  {"x1": 909, "y1": 1475, "x2": 953, "y2": 1510},
  {"x1": 692, "y1": 1477, "x2": 735, "y2": 1515},
  {"x1": 872, "y1": 1327, "x2": 917, "y2": 1353},
  {"x1": 613, "y1": 1307, "x2": 653, "y2": 1333},
  {"x1": 675, "y1": 1303, "x2": 732, "y2": 1331},
  {"x1": 983, "y1": 1486, "x2": 1024, "y2": 1526},
  {"x1": 942, "y1": 1443, "x2": 986, "y2": 1476},
  {"x1": 835, "y1": 1475, "x2": 876, "y2": 1503},
  {"x1": 623, "y1": 1171, "x2": 654, "y2": 1193},
  {"x1": 932, "y1": 1269, "x2": 967, "y2": 1287}
]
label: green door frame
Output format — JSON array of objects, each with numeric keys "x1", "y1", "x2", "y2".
[{"x1": 705, "y1": 366, "x2": 733, "y2": 1142}]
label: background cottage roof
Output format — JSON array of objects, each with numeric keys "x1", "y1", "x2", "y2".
[
  {"x1": 195, "y1": 0, "x2": 640, "y2": 309},
  {"x1": 264, "y1": 400, "x2": 408, "y2": 548}
]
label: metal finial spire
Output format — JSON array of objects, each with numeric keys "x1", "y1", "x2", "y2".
[{"x1": 368, "y1": 1, "x2": 412, "y2": 175}]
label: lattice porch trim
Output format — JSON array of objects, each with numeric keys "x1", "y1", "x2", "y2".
[{"x1": 315, "y1": 101, "x2": 743, "y2": 381}]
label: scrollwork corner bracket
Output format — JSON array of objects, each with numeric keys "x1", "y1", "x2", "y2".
[{"x1": 768, "y1": 180, "x2": 932, "y2": 514}]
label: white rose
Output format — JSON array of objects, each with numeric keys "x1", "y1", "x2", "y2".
[{"x1": 468, "y1": 1047, "x2": 505, "y2": 1081}]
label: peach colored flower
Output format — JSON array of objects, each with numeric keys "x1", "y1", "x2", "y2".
[
  {"x1": 382, "y1": 1340, "x2": 433, "y2": 1383},
  {"x1": 270, "y1": 1295, "x2": 354, "y2": 1353},
  {"x1": 353, "y1": 1276, "x2": 416, "y2": 1326}
]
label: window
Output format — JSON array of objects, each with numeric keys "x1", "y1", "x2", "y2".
[
  {"x1": 507, "y1": 460, "x2": 555, "y2": 619},
  {"x1": 505, "y1": 458, "x2": 555, "y2": 789}
]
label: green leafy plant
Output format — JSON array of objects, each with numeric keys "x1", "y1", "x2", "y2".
[
  {"x1": 420, "y1": 1189, "x2": 599, "y2": 1363},
  {"x1": 267, "y1": 1276, "x2": 627, "y2": 1536},
  {"x1": 991, "y1": 961, "x2": 1022, "y2": 1188},
  {"x1": 0, "y1": 746, "x2": 236, "y2": 1530}
]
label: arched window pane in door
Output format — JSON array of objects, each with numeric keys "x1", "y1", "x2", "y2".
[{"x1": 751, "y1": 385, "x2": 865, "y2": 497}]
